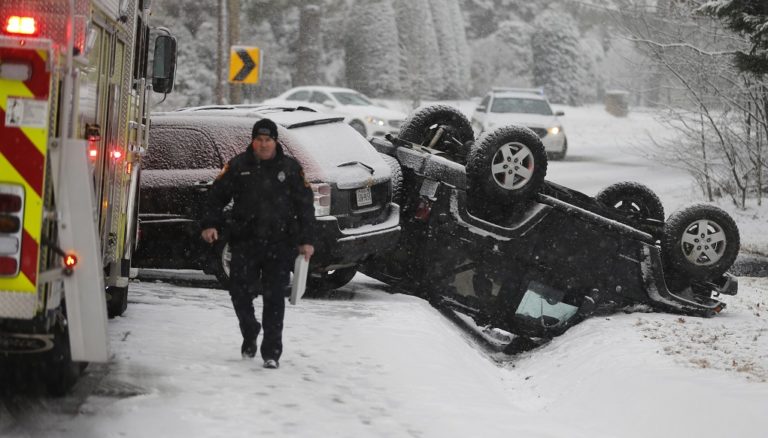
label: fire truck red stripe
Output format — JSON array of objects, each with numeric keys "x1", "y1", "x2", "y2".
[
  {"x1": 0, "y1": 108, "x2": 44, "y2": 197},
  {"x1": 20, "y1": 230, "x2": 38, "y2": 285}
]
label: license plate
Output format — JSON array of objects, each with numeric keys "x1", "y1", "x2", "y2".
[{"x1": 356, "y1": 187, "x2": 373, "y2": 206}]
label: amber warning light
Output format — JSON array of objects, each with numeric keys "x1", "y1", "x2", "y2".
[
  {"x1": 63, "y1": 253, "x2": 78, "y2": 273},
  {"x1": 5, "y1": 16, "x2": 37, "y2": 35}
]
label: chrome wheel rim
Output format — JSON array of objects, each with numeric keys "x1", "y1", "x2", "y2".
[
  {"x1": 680, "y1": 219, "x2": 727, "y2": 266},
  {"x1": 491, "y1": 142, "x2": 535, "y2": 190}
]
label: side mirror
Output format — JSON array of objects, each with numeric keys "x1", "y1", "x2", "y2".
[
  {"x1": 322, "y1": 99, "x2": 336, "y2": 108},
  {"x1": 476, "y1": 105, "x2": 487, "y2": 112},
  {"x1": 152, "y1": 35, "x2": 177, "y2": 94},
  {"x1": 555, "y1": 110, "x2": 565, "y2": 116}
]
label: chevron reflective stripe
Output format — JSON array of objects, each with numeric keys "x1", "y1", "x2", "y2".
[{"x1": 0, "y1": 45, "x2": 51, "y2": 318}]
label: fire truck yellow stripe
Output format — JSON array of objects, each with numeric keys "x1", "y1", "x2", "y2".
[
  {"x1": 0, "y1": 80, "x2": 34, "y2": 100},
  {"x1": 0, "y1": 154, "x2": 43, "y2": 241},
  {"x1": 19, "y1": 127, "x2": 48, "y2": 155},
  {"x1": 0, "y1": 270, "x2": 36, "y2": 293}
]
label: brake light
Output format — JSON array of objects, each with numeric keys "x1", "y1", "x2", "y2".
[
  {"x1": 0, "y1": 257, "x2": 18, "y2": 275},
  {"x1": 87, "y1": 134, "x2": 100, "y2": 160},
  {"x1": 0, "y1": 216, "x2": 20, "y2": 233},
  {"x1": 0, "y1": 194, "x2": 22, "y2": 213},
  {"x1": 111, "y1": 150, "x2": 123, "y2": 160},
  {"x1": 414, "y1": 198, "x2": 432, "y2": 222},
  {"x1": 5, "y1": 16, "x2": 37, "y2": 35},
  {"x1": 311, "y1": 183, "x2": 331, "y2": 217}
]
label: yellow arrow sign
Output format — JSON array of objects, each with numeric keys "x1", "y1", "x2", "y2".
[{"x1": 228, "y1": 46, "x2": 261, "y2": 84}]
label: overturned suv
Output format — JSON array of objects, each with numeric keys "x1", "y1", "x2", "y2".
[{"x1": 361, "y1": 105, "x2": 739, "y2": 343}]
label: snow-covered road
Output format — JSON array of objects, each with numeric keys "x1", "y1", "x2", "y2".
[{"x1": 3, "y1": 274, "x2": 766, "y2": 438}]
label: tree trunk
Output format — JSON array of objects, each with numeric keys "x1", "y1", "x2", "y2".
[
  {"x1": 295, "y1": 3, "x2": 322, "y2": 86},
  {"x1": 228, "y1": 0, "x2": 242, "y2": 104}
]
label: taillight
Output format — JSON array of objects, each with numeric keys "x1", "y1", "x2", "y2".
[
  {"x1": 0, "y1": 184, "x2": 24, "y2": 277},
  {"x1": 0, "y1": 257, "x2": 18, "y2": 276},
  {"x1": 311, "y1": 183, "x2": 331, "y2": 217},
  {"x1": 414, "y1": 198, "x2": 432, "y2": 222},
  {"x1": 5, "y1": 16, "x2": 37, "y2": 36},
  {"x1": 0, "y1": 193, "x2": 22, "y2": 213},
  {"x1": 87, "y1": 134, "x2": 100, "y2": 161}
]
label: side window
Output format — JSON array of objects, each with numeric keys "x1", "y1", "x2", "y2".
[
  {"x1": 309, "y1": 91, "x2": 331, "y2": 104},
  {"x1": 146, "y1": 126, "x2": 222, "y2": 170},
  {"x1": 286, "y1": 90, "x2": 310, "y2": 101},
  {"x1": 477, "y1": 95, "x2": 491, "y2": 112}
]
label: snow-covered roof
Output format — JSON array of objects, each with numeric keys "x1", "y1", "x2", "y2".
[{"x1": 280, "y1": 85, "x2": 365, "y2": 94}]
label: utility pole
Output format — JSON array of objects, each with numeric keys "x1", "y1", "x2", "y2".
[
  {"x1": 228, "y1": 0, "x2": 242, "y2": 104},
  {"x1": 216, "y1": 0, "x2": 224, "y2": 104}
]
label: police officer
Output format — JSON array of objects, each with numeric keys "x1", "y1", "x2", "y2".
[{"x1": 201, "y1": 118, "x2": 315, "y2": 369}]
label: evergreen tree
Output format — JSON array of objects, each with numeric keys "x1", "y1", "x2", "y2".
[
  {"x1": 699, "y1": 0, "x2": 768, "y2": 75},
  {"x1": 344, "y1": 0, "x2": 401, "y2": 97},
  {"x1": 448, "y1": 0, "x2": 472, "y2": 97},
  {"x1": 531, "y1": 9, "x2": 592, "y2": 105},
  {"x1": 393, "y1": 0, "x2": 444, "y2": 101},
  {"x1": 469, "y1": 19, "x2": 534, "y2": 96}
]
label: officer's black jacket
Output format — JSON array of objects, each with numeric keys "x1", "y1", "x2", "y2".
[{"x1": 201, "y1": 143, "x2": 316, "y2": 246}]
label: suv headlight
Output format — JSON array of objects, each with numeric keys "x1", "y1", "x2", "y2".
[
  {"x1": 547, "y1": 126, "x2": 562, "y2": 135},
  {"x1": 365, "y1": 116, "x2": 386, "y2": 126},
  {"x1": 311, "y1": 183, "x2": 331, "y2": 217}
]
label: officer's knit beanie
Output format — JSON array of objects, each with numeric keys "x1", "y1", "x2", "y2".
[{"x1": 252, "y1": 118, "x2": 278, "y2": 140}]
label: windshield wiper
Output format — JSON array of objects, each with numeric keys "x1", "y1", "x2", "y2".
[
  {"x1": 337, "y1": 161, "x2": 374, "y2": 174},
  {"x1": 285, "y1": 117, "x2": 345, "y2": 129}
]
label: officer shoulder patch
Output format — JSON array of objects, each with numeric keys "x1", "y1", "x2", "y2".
[
  {"x1": 277, "y1": 171, "x2": 286, "y2": 182},
  {"x1": 215, "y1": 163, "x2": 230, "y2": 180}
]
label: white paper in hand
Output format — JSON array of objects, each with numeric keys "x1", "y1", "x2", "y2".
[{"x1": 290, "y1": 255, "x2": 309, "y2": 305}]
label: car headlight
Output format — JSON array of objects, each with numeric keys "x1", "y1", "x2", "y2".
[
  {"x1": 365, "y1": 116, "x2": 386, "y2": 126},
  {"x1": 547, "y1": 126, "x2": 562, "y2": 135}
]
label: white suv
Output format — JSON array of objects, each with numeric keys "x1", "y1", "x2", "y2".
[
  {"x1": 263, "y1": 86, "x2": 407, "y2": 138},
  {"x1": 471, "y1": 88, "x2": 568, "y2": 160}
]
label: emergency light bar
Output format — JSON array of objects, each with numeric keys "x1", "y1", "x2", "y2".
[{"x1": 5, "y1": 16, "x2": 37, "y2": 35}]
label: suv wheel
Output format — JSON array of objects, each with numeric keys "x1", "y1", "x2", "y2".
[
  {"x1": 214, "y1": 239, "x2": 232, "y2": 288},
  {"x1": 662, "y1": 204, "x2": 739, "y2": 281},
  {"x1": 466, "y1": 126, "x2": 547, "y2": 204},
  {"x1": 596, "y1": 181, "x2": 664, "y2": 221},
  {"x1": 379, "y1": 153, "x2": 404, "y2": 206},
  {"x1": 106, "y1": 285, "x2": 128, "y2": 318},
  {"x1": 399, "y1": 105, "x2": 474, "y2": 164},
  {"x1": 306, "y1": 267, "x2": 358, "y2": 296}
]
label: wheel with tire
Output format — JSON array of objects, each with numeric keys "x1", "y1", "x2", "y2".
[
  {"x1": 596, "y1": 181, "x2": 664, "y2": 221},
  {"x1": 399, "y1": 105, "x2": 474, "y2": 164},
  {"x1": 663, "y1": 203, "x2": 740, "y2": 281},
  {"x1": 106, "y1": 285, "x2": 128, "y2": 318},
  {"x1": 379, "y1": 153, "x2": 403, "y2": 206},
  {"x1": 44, "y1": 323, "x2": 82, "y2": 396},
  {"x1": 214, "y1": 239, "x2": 232, "y2": 289},
  {"x1": 306, "y1": 267, "x2": 357, "y2": 296},
  {"x1": 349, "y1": 120, "x2": 367, "y2": 137},
  {"x1": 466, "y1": 126, "x2": 548, "y2": 204}
]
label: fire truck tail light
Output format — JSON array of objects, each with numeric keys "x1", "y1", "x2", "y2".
[
  {"x1": 0, "y1": 216, "x2": 21, "y2": 234},
  {"x1": 0, "y1": 194, "x2": 22, "y2": 213},
  {"x1": 0, "y1": 256, "x2": 18, "y2": 275},
  {"x1": 111, "y1": 150, "x2": 123, "y2": 160},
  {"x1": 5, "y1": 16, "x2": 37, "y2": 35}
]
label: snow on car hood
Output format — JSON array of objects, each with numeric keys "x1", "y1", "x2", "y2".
[
  {"x1": 483, "y1": 112, "x2": 561, "y2": 129},
  {"x1": 277, "y1": 121, "x2": 391, "y2": 189}
]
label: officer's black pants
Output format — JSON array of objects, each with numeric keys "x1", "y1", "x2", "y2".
[{"x1": 228, "y1": 241, "x2": 293, "y2": 361}]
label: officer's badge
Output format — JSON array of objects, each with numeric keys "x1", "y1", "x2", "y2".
[{"x1": 277, "y1": 171, "x2": 286, "y2": 182}]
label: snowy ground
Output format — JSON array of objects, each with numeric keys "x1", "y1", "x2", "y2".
[
  {"x1": 3, "y1": 275, "x2": 766, "y2": 438},
  {"x1": 2, "y1": 102, "x2": 767, "y2": 437}
]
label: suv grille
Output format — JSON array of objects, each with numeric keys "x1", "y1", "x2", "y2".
[
  {"x1": 332, "y1": 182, "x2": 390, "y2": 228},
  {"x1": 529, "y1": 127, "x2": 548, "y2": 138}
]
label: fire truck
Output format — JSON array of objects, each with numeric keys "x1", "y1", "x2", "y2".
[{"x1": 0, "y1": 0, "x2": 176, "y2": 394}]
